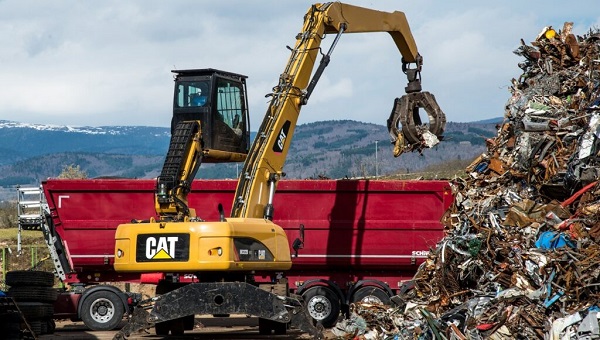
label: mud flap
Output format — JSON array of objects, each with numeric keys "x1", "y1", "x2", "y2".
[
  {"x1": 387, "y1": 91, "x2": 446, "y2": 156},
  {"x1": 112, "y1": 282, "x2": 323, "y2": 340}
]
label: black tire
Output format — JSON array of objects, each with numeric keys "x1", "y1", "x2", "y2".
[
  {"x1": 46, "y1": 318, "x2": 56, "y2": 334},
  {"x1": 0, "y1": 312, "x2": 21, "y2": 335},
  {"x1": 350, "y1": 286, "x2": 391, "y2": 306},
  {"x1": 154, "y1": 280, "x2": 188, "y2": 335},
  {"x1": 302, "y1": 286, "x2": 341, "y2": 328},
  {"x1": 155, "y1": 321, "x2": 170, "y2": 335},
  {"x1": 170, "y1": 319, "x2": 185, "y2": 336},
  {"x1": 7, "y1": 286, "x2": 58, "y2": 302},
  {"x1": 155, "y1": 280, "x2": 172, "y2": 335},
  {"x1": 80, "y1": 290, "x2": 124, "y2": 331},
  {"x1": 258, "y1": 318, "x2": 287, "y2": 335},
  {"x1": 6, "y1": 270, "x2": 54, "y2": 287},
  {"x1": 40, "y1": 319, "x2": 48, "y2": 334},
  {"x1": 29, "y1": 320, "x2": 42, "y2": 336},
  {"x1": 15, "y1": 302, "x2": 54, "y2": 319},
  {"x1": 183, "y1": 314, "x2": 195, "y2": 330}
]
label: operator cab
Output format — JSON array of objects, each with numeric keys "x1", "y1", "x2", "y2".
[{"x1": 172, "y1": 68, "x2": 250, "y2": 162}]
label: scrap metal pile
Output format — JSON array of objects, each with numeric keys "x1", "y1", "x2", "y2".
[{"x1": 333, "y1": 23, "x2": 600, "y2": 339}]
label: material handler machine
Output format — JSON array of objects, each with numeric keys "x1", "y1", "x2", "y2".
[{"x1": 113, "y1": 2, "x2": 445, "y2": 338}]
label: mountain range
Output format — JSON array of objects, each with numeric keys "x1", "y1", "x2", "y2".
[{"x1": 0, "y1": 119, "x2": 500, "y2": 189}]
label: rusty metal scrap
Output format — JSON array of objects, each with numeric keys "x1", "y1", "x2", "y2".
[{"x1": 333, "y1": 23, "x2": 600, "y2": 340}]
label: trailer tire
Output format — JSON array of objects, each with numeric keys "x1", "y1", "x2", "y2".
[
  {"x1": 302, "y1": 286, "x2": 340, "y2": 328},
  {"x1": 80, "y1": 290, "x2": 124, "y2": 331},
  {"x1": 351, "y1": 286, "x2": 391, "y2": 305},
  {"x1": 6, "y1": 270, "x2": 55, "y2": 287},
  {"x1": 7, "y1": 286, "x2": 58, "y2": 302}
]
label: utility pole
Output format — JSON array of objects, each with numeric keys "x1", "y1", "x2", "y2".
[{"x1": 375, "y1": 140, "x2": 379, "y2": 177}]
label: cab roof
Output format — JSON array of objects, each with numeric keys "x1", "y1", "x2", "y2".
[{"x1": 171, "y1": 68, "x2": 247, "y2": 80}]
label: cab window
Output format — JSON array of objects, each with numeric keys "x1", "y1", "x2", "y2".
[
  {"x1": 176, "y1": 81, "x2": 210, "y2": 107},
  {"x1": 216, "y1": 79, "x2": 244, "y2": 131}
]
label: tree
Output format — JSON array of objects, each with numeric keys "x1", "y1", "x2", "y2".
[{"x1": 58, "y1": 164, "x2": 87, "y2": 179}]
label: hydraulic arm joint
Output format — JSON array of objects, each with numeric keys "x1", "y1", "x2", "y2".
[{"x1": 402, "y1": 54, "x2": 423, "y2": 93}]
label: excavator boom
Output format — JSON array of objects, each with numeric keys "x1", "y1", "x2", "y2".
[
  {"x1": 320, "y1": 2, "x2": 418, "y2": 60},
  {"x1": 231, "y1": 2, "x2": 445, "y2": 220}
]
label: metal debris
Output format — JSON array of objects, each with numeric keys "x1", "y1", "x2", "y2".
[{"x1": 335, "y1": 22, "x2": 600, "y2": 339}]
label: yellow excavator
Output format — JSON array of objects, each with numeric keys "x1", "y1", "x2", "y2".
[{"x1": 113, "y1": 2, "x2": 445, "y2": 338}]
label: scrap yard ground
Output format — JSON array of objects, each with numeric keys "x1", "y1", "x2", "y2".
[{"x1": 43, "y1": 317, "x2": 336, "y2": 339}]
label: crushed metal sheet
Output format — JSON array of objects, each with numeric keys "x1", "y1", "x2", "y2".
[{"x1": 333, "y1": 22, "x2": 600, "y2": 340}]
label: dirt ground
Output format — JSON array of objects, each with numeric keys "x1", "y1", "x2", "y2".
[{"x1": 39, "y1": 316, "x2": 337, "y2": 340}]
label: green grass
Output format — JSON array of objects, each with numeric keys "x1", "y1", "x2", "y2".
[
  {"x1": 0, "y1": 228, "x2": 53, "y2": 290},
  {"x1": 0, "y1": 228, "x2": 45, "y2": 245}
]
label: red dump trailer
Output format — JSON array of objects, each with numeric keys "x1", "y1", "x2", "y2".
[{"x1": 36, "y1": 178, "x2": 452, "y2": 329}]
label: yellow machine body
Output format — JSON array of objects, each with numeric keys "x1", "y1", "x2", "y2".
[{"x1": 114, "y1": 218, "x2": 292, "y2": 272}]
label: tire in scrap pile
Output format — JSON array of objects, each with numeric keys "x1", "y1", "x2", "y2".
[{"x1": 6, "y1": 270, "x2": 56, "y2": 336}]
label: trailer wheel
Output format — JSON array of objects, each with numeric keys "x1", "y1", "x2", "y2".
[
  {"x1": 6, "y1": 270, "x2": 55, "y2": 287},
  {"x1": 80, "y1": 290, "x2": 124, "y2": 331},
  {"x1": 302, "y1": 286, "x2": 340, "y2": 328},
  {"x1": 351, "y1": 286, "x2": 391, "y2": 305}
]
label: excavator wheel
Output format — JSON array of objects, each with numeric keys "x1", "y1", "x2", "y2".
[
  {"x1": 258, "y1": 318, "x2": 288, "y2": 335},
  {"x1": 155, "y1": 280, "x2": 190, "y2": 335}
]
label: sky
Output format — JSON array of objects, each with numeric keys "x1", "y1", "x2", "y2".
[{"x1": 0, "y1": 1, "x2": 598, "y2": 130}]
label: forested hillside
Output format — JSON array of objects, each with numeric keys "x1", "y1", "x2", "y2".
[{"x1": 0, "y1": 119, "x2": 499, "y2": 188}]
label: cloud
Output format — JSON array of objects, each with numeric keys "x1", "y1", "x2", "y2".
[{"x1": 0, "y1": 0, "x2": 598, "y2": 128}]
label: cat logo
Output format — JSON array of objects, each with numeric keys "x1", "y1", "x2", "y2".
[
  {"x1": 136, "y1": 233, "x2": 189, "y2": 262},
  {"x1": 273, "y1": 120, "x2": 291, "y2": 153},
  {"x1": 277, "y1": 129, "x2": 287, "y2": 150},
  {"x1": 146, "y1": 236, "x2": 178, "y2": 260}
]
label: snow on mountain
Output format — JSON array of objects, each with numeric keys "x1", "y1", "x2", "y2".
[{"x1": 0, "y1": 120, "x2": 169, "y2": 137}]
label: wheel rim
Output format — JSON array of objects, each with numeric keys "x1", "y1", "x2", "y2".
[
  {"x1": 89, "y1": 297, "x2": 115, "y2": 323},
  {"x1": 361, "y1": 295, "x2": 383, "y2": 304},
  {"x1": 306, "y1": 295, "x2": 332, "y2": 321}
]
